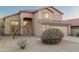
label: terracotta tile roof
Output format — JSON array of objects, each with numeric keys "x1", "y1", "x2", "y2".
[
  {"x1": 39, "y1": 20, "x2": 70, "y2": 26},
  {"x1": 65, "y1": 18, "x2": 79, "y2": 26}
]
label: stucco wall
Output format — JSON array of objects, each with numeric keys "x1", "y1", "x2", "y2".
[
  {"x1": 37, "y1": 9, "x2": 54, "y2": 20},
  {"x1": 33, "y1": 12, "x2": 43, "y2": 36},
  {"x1": 36, "y1": 8, "x2": 62, "y2": 20},
  {"x1": 20, "y1": 12, "x2": 33, "y2": 18},
  {"x1": 4, "y1": 14, "x2": 20, "y2": 35},
  {"x1": 33, "y1": 9, "x2": 54, "y2": 36},
  {"x1": 33, "y1": 7, "x2": 63, "y2": 36},
  {"x1": 48, "y1": 7, "x2": 63, "y2": 20}
]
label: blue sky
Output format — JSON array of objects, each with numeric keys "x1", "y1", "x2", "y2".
[
  {"x1": 0, "y1": 6, "x2": 79, "y2": 20},
  {"x1": 55, "y1": 6, "x2": 79, "y2": 20}
]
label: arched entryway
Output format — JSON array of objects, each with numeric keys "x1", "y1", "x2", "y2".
[{"x1": 23, "y1": 18, "x2": 32, "y2": 35}]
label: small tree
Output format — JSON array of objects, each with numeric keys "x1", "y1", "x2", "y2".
[{"x1": 0, "y1": 18, "x2": 4, "y2": 35}]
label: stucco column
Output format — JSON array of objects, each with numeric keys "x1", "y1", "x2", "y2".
[
  {"x1": 67, "y1": 25, "x2": 71, "y2": 35},
  {"x1": 20, "y1": 16, "x2": 24, "y2": 35},
  {"x1": 4, "y1": 18, "x2": 11, "y2": 35}
]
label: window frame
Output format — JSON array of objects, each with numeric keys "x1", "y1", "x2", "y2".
[{"x1": 42, "y1": 12, "x2": 50, "y2": 19}]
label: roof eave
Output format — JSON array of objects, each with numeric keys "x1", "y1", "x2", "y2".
[
  {"x1": 4, "y1": 12, "x2": 20, "y2": 18},
  {"x1": 42, "y1": 23, "x2": 70, "y2": 26},
  {"x1": 39, "y1": 21, "x2": 70, "y2": 26},
  {"x1": 50, "y1": 6, "x2": 63, "y2": 15},
  {"x1": 33, "y1": 6, "x2": 63, "y2": 15}
]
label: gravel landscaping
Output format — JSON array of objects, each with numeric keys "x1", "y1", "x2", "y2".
[{"x1": 0, "y1": 36, "x2": 79, "y2": 52}]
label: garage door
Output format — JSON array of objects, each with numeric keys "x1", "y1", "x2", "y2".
[
  {"x1": 49, "y1": 26, "x2": 68, "y2": 35},
  {"x1": 71, "y1": 28, "x2": 79, "y2": 36}
]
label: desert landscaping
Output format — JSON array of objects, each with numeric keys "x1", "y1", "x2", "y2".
[
  {"x1": 0, "y1": 36, "x2": 79, "y2": 52},
  {"x1": 0, "y1": 6, "x2": 79, "y2": 52}
]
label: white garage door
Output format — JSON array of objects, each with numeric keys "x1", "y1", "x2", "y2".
[{"x1": 49, "y1": 26, "x2": 68, "y2": 35}]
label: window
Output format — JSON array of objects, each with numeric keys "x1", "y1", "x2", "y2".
[
  {"x1": 10, "y1": 20, "x2": 19, "y2": 33},
  {"x1": 11, "y1": 21, "x2": 19, "y2": 25},
  {"x1": 23, "y1": 21, "x2": 28, "y2": 26},
  {"x1": 42, "y1": 12, "x2": 49, "y2": 19}
]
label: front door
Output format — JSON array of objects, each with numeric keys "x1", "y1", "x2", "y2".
[{"x1": 23, "y1": 18, "x2": 32, "y2": 35}]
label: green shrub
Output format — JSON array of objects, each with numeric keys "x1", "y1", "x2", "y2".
[{"x1": 41, "y1": 28, "x2": 64, "y2": 44}]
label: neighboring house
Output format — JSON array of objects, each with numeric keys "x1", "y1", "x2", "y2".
[
  {"x1": 4, "y1": 6, "x2": 70, "y2": 36},
  {"x1": 65, "y1": 18, "x2": 79, "y2": 36}
]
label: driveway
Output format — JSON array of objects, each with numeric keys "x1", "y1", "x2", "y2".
[
  {"x1": 64, "y1": 36, "x2": 79, "y2": 43},
  {"x1": 0, "y1": 36, "x2": 79, "y2": 52}
]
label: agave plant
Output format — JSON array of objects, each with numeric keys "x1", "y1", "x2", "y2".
[{"x1": 17, "y1": 39, "x2": 27, "y2": 49}]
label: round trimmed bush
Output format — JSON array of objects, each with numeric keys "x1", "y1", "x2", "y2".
[{"x1": 41, "y1": 28, "x2": 64, "y2": 44}]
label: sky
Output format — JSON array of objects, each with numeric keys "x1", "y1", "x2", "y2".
[
  {"x1": 55, "y1": 6, "x2": 79, "y2": 20},
  {"x1": 0, "y1": 6, "x2": 79, "y2": 20}
]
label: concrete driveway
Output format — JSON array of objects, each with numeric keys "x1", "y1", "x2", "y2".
[
  {"x1": 64, "y1": 36, "x2": 79, "y2": 43},
  {"x1": 0, "y1": 36, "x2": 79, "y2": 52}
]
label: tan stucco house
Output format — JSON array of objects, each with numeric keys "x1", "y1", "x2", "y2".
[{"x1": 4, "y1": 6, "x2": 70, "y2": 36}]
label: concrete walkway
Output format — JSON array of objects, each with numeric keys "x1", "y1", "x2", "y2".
[{"x1": 64, "y1": 36, "x2": 79, "y2": 43}]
